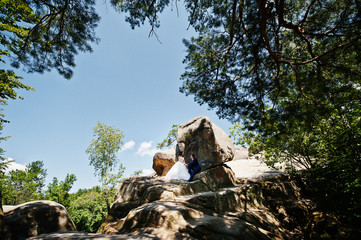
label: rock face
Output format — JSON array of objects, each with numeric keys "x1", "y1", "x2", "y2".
[
  {"x1": 99, "y1": 165, "x2": 313, "y2": 239},
  {"x1": 0, "y1": 200, "x2": 76, "y2": 239},
  {"x1": 152, "y1": 146, "x2": 176, "y2": 176},
  {"x1": 177, "y1": 116, "x2": 236, "y2": 170},
  {"x1": 233, "y1": 146, "x2": 249, "y2": 160},
  {"x1": 27, "y1": 231, "x2": 152, "y2": 239}
]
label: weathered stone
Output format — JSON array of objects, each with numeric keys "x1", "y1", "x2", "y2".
[
  {"x1": 177, "y1": 116, "x2": 235, "y2": 169},
  {"x1": 304, "y1": 211, "x2": 353, "y2": 240},
  {"x1": 0, "y1": 201, "x2": 76, "y2": 239},
  {"x1": 194, "y1": 165, "x2": 238, "y2": 191},
  {"x1": 27, "y1": 231, "x2": 158, "y2": 239},
  {"x1": 99, "y1": 171, "x2": 317, "y2": 239},
  {"x1": 233, "y1": 146, "x2": 249, "y2": 160},
  {"x1": 104, "y1": 199, "x2": 278, "y2": 240},
  {"x1": 152, "y1": 146, "x2": 176, "y2": 176}
]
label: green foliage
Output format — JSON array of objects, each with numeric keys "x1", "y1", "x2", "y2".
[
  {"x1": 0, "y1": 69, "x2": 34, "y2": 105},
  {"x1": 0, "y1": 157, "x2": 13, "y2": 175},
  {"x1": 45, "y1": 173, "x2": 77, "y2": 209},
  {"x1": 0, "y1": 160, "x2": 78, "y2": 209},
  {"x1": 86, "y1": 121, "x2": 125, "y2": 212},
  {"x1": 1, "y1": 160, "x2": 47, "y2": 205},
  {"x1": 132, "y1": 169, "x2": 143, "y2": 176},
  {"x1": 68, "y1": 186, "x2": 108, "y2": 233},
  {"x1": 0, "y1": 0, "x2": 100, "y2": 79},
  {"x1": 157, "y1": 124, "x2": 179, "y2": 149}
]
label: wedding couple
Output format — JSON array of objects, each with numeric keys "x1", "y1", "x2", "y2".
[{"x1": 165, "y1": 152, "x2": 201, "y2": 182}]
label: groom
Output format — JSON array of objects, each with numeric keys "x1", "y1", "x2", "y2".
[{"x1": 187, "y1": 154, "x2": 201, "y2": 182}]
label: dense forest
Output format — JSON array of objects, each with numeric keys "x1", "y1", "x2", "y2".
[{"x1": 1, "y1": 0, "x2": 360, "y2": 232}]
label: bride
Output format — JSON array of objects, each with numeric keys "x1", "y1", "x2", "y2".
[{"x1": 165, "y1": 152, "x2": 189, "y2": 180}]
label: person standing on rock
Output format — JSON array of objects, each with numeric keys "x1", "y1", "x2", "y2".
[{"x1": 187, "y1": 154, "x2": 201, "y2": 182}]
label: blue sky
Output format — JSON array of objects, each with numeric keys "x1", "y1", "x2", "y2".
[{"x1": 2, "y1": 2, "x2": 233, "y2": 191}]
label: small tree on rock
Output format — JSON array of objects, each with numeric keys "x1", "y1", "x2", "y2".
[{"x1": 86, "y1": 122, "x2": 125, "y2": 212}]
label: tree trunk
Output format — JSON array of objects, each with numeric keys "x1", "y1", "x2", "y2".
[
  {"x1": 104, "y1": 188, "x2": 110, "y2": 213},
  {"x1": 0, "y1": 189, "x2": 3, "y2": 215}
]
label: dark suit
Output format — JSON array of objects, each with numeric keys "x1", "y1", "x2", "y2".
[{"x1": 187, "y1": 157, "x2": 201, "y2": 182}]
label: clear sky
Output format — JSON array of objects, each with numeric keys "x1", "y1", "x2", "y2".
[{"x1": 2, "y1": 2, "x2": 233, "y2": 192}]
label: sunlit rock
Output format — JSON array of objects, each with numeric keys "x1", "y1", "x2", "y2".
[
  {"x1": 0, "y1": 201, "x2": 76, "y2": 239},
  {"x1": 177, "y1": 116, "x2": 236, "y2": 169},
  {"x1": 152, "y1": 146, "x2": 176, "y2": 176}
]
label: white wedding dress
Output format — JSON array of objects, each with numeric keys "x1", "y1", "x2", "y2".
[{"x1": 165, "y1": 156, "x2": 189, "y2": 180}]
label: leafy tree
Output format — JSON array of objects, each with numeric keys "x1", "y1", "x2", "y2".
[
  {"x1": 1, "y1": 160, "x2": 47, "y2": 205},
  {"x1": 67, "y1": 186, "x2": 108, "y2": 233},
  {"x1": 45, "y1": 173, "x2": 77, "y2": 209},
  {"x1": 85, "y1": 122, "x2": 125, "y2": 212}
]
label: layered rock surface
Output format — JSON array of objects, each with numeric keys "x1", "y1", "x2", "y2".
[
  {"x1": 0, "y1": 201, "x2": 76, "y2": 239},
  {"x1": 99, "y1": 117, "x2": 311, "y2": 239},
  {"x1": 99, "y1": 161, "x2": 312, "y2": 239}
]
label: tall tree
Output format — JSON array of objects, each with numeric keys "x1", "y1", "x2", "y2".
[{"x1": 85, "y1": 122, "x2": 125, "y2": 212}]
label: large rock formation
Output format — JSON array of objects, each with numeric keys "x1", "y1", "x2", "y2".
[
  {"x1": 99, "y1": 163, "x2": 313, "y2": 239},
  {"x1": 152, "y1": 146, "x2": 176, "y2": 176},
  {"x1": 177, "y1": 116, "x2": 236, "y2": 170},
  {"x1": 0, "y1": 201, "x2": 76, "y2": 239},
  {"x1": 152, "y1": 116, "x2": 236, "y2": 176}
]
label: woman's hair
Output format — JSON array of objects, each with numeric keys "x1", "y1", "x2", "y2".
[
  {"x1": 179, "y1": 151, "x2": 183, "y2": 156},
  {"x1": 191, "y1": 154, "x2": 196, "y2": 158}
]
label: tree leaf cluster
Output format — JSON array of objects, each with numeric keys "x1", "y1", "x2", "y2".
[
  {"x1": 45, "y1": 173, "x2": 77, "y2": 209},
  {"x1": 157, "y1": 124, "x2": 179, "y2": 149},
  {"x1": 67, "y1": 186, "x2": 108, "y2": 233},
  {"x1": 0, "y1": 160, "x2": 47, "y2": 205},
  {"x1": 1, "y1": 0, "x2": 100, "y2": 79}
]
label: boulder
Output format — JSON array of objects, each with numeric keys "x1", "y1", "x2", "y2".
[
  {"x1": 152, "y1": 146, "x2": 176, "y2": 176},
  {"x1": 193, "y1": 165, "x2": 238, "y2": 191},
  {"x1": 0, "y1": 201, "x2": 76, "y2": 239},
  {"x1": 177, "y1": 116, "x2": 235, "y2": 170},
  {"x1": 233, "y1": 146, "x2": 249, "y2": 160}
]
